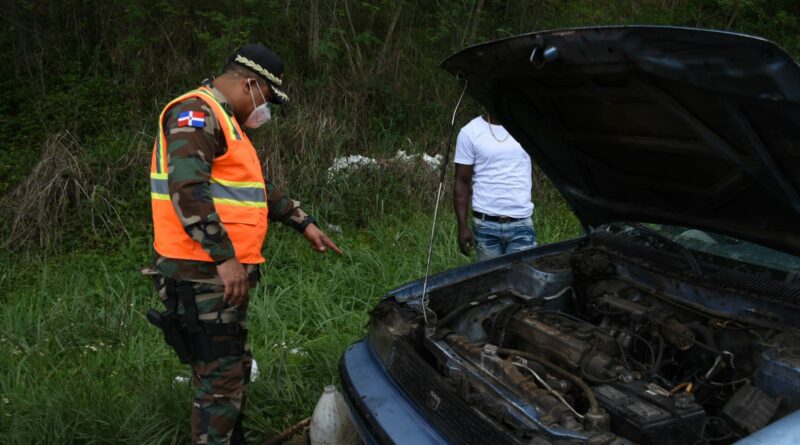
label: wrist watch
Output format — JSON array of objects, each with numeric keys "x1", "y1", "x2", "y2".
[{"x1": 297, "y1": 215, "x2": 316, "y2": 233}]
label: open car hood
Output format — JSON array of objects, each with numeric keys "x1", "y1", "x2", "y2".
[{"x1": 442, "y1": 26, "x2": 800, "y2": 256}]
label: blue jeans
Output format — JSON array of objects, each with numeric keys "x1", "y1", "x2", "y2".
[{"x1": 473, "y1": 216, "x2": 536, "y2": 261}]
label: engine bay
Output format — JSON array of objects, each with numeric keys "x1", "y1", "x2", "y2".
[{"x1": 372, "y1": 237, "x2": 800, "y2": 444}]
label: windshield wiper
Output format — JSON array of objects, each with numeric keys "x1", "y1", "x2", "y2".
[{"x1": 630, "y1": 223, "x2": 703, "y2": 277}]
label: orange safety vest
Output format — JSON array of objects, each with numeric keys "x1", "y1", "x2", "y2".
[{"x1": 150, "y1": 87, "x2": 269, "y2": 264}]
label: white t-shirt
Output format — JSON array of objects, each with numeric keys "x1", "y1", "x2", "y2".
[{"x1": 454, "y1": 116, "x2": 533, "y2": 218}]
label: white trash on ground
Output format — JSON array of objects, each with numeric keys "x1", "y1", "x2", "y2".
[
  {"x1": 392, "y1": 150, "x2": 443, "y2": 171},
  {"x1": 326, "y1": 150, "x2": 442, "y2": 180},
  {"x1": 251, "y1": 358, "x2": 260, "y2": 382},
  {"x1": 309, "y1": 385, "x2": 359, "y2": 445},
  {"x1": 173, "y1": 375, "x2": 190, "y2": 385},
  {"x1": 326, "y1": 155, "x2": 378, "y2": 180}
]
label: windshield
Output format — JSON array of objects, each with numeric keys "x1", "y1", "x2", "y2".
[{"x1": 638, "y1": 223, "x2": 800, "y2": 275}]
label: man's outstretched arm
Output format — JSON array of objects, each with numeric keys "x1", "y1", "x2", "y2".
[{"x1": 264, "y1": 171, "x2": 343, "y2": 255}]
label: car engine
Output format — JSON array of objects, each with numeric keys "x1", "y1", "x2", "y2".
[{"x1": 371, "y1": 236, "x2": 800, "y2": 445}]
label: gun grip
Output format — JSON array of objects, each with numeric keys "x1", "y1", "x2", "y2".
[{"x1": 146, "y1": 309, "x2": 163, "y2": 328}]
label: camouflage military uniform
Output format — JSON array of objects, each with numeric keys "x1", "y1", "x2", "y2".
[
  {"x1": 154, "y1": 79, "x2": 312, "y2": 282},
  {"x1": 150, "y1": 80, "x2": 312, "y2": 445}
]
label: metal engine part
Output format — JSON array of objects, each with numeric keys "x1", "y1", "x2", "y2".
[
  {"x1": 754, "y1": 336, "x2": 800, "y2": 409},
  {"x1": 445, "y1": 334, "x2": 576, "y2": 427},
  {"x1": 722, "y1": 384, "x2": 779, "y2": 434},
  {"x1": 500, "y1": 309, "x2": 632, "y2": 383},
  {"x1": 659, "y1": 318, "x2": 695, "y2": 351},
  {"x1": 437, "y1": 334, "x2": 635, "y2": 445}
]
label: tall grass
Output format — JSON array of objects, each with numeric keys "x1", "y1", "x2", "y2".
[
  {"x1": 11, "y1": 1, "x2": 780, "y2": 442},
  {"x1": 0, "y1": 197, "x2": 579, "y2": 443}
]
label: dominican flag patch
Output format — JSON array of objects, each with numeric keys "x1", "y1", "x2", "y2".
[{"x1": 177, "y1": 111, "x2": 205, "y2": 128}]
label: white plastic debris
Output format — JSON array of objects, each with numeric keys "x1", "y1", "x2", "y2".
[
  {"x1": 289, "y1": 347, "x2": 309, "y2": 357},
  {"x1": 173, "y1": 376, "x2": 190, "y2": 385},
  {"x1": 393, "y1": 149, "x2": 414, "y2": 162},
  {"x1": 422, "y1": 153, "x2": 443, "y2": 170},
  {"x1": 250, "y1": 358, "x2": 260, "y2": 383},
  {"x1": 326, "y1": 155, "x2": 377, "y2": 179},
  {"x1": 392, "y1": 149, "x2": 442, "y2": 170},
  {"x1": 309, "y1": 385, "x2": 359, "y2": 445},
  {"x1": 327, "y1": 150, "x2": 442, "y2": 180}
]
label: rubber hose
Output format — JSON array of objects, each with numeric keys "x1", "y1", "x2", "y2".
[
  {"x1": 685, "y1": 321, "x2": 718, "y2": 351},
  {"x1": 653, "y1": 334, "x2": 665, "y2": 374}
]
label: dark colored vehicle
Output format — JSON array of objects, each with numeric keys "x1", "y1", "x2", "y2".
[{"x1": 340, "y1": 27, "x2": 800, "y2": 445}]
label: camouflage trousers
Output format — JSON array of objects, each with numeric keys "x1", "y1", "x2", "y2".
[{"x1": 153, "y1": 274, "x2": 254, "y2": 445}]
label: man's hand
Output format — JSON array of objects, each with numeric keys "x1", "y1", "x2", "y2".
[
  {"x1": 217, "y1": 257, "x2": 249, "y2": 306},
  {"x1": 458, "y1": 225, "x2": 474, "y2": 257},
  {"x1": 303, "y1": 224, "x2": 343, "y2": 255}
]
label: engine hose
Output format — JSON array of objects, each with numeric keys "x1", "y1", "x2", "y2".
[
  {"x1": 436, "y1": 294, "x2": 500, "y2": 329},
  {"x1": 497, "y1": 347, "x2": 600, "y2": 414},
  {"x1": 685, "y1": 321, "x2": 718, "y2": 351},
  {"x1": 652, "y1": 334, "x2": 665, "y2": 374}
]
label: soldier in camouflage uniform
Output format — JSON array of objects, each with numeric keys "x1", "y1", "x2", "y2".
[{"x1": 147, "y1": 44, "x2": 341, "y2": 445}]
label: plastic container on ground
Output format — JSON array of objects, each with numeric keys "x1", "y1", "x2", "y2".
[{"x1": 309, "y1": 385, "x2": 360, "y2": 445}]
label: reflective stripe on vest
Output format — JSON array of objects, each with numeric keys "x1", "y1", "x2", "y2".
[
  {"x1": 150, "y1": 87, "x2": 268, "y2": 264},
  {"x1": 150, "y1": 175, "x2": 267, "y2": 208}
]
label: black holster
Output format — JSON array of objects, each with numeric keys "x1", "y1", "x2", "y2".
[
  {"x1": 148, "y1": 277, "x2": 246, "y2": 364},
  {"x1": 147, "y1": 308, "x2": 193, "y2": 363}
]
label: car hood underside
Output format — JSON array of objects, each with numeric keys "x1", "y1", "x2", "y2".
[{"x1": 441, "y1": 26, "x2": 800, "y2": 256}]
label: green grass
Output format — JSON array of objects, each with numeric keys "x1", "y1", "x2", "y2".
[
  {"x1": 3, "y1": 1, "x2": 798, "y2": 441},
  {"x1": 0, "y1": 202, "x2": 579, "y2": 444}
]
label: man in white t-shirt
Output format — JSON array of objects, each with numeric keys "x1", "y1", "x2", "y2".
[{"x1": 453, "y1": 114, "x2": 536, "y2": 261}]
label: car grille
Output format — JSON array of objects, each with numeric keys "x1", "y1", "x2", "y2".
[{"x1": 388, "y1": 340, "x2": 524, "y2": 445}]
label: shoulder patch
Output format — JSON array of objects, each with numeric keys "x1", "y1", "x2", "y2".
[{"x1": 177, "y1": 111, "x2": 206, "y2": 128}]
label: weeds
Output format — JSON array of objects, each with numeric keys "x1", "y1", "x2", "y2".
[
  {"x1": 0, "y1": 210, "x2": 528, "y2": 443},
  {"x1": 4, "y1": 1, "x2": 784, "y2": 442},
  {"x1": 1, "y1": 132, "x2": 128, "y2": 251},
  {"x1": 0, "y1": 197, "x2": 579, "y2": 443}
]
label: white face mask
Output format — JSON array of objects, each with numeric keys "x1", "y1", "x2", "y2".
[{"x1": 244, "y1": 79, "x2": 271, "y2": 128}]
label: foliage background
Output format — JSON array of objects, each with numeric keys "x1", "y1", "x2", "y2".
[{"x1": 1, "y1": 0, "x2": 800, "y2": 443}]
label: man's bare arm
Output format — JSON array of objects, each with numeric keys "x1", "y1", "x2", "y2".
[{"x1": 454, "y1": 163, "x2": 474, "y2": 256}]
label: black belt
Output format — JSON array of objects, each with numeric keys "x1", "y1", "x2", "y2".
[{"x1": 473, "y1": 211, "x2": 525, "y2": 223}]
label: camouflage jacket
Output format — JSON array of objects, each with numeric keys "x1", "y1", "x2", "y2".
[{"x1": 152, "y1": 79, "x2": 312, "y2": 282}]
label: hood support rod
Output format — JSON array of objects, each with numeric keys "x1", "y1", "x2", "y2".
[{"x1": 421, "y1": 78, "x2": 468, "y2": 326}]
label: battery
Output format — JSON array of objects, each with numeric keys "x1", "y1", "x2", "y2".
[{"x1": 593, "y1": 381, "x2": 706, "y2": 445}]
